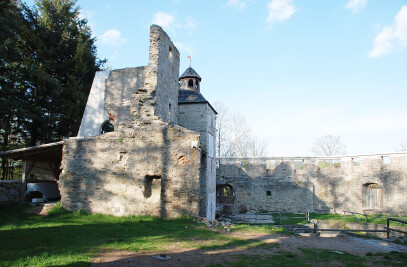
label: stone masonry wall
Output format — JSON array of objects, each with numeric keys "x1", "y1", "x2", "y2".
[
  {"x1": 150, "y1": 25, "x2": 180, "y2": 124},
  {"x1": 178, "y1": 103, "x2": 217, "y2": 220},
  {"x1": 104, "y1": 25, "x2": 180, "y2": 131},
  {"x1": 59, "y1": 124, "x2": 201, "y2": 217},
  {"x1": 217, "y1": 153, "x2": 407, "y2": 215},
  {"x1": 0, "y1": 180, "x2": 22, "y2": 205}
]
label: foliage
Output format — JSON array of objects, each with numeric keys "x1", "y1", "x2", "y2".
[{"x1": 0, "y1": 0, "x2": 105, "y2": 179}]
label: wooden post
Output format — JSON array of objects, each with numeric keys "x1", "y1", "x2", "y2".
[
  {"x1": 20, "y1": 160, "x2": 27, "y2": 202},
  {"x1": 387, "y1": 218, "x2": 390, "y2": 239},
  {"x1": 20, "y1": 160, "x2": 36, "y2": 203}
]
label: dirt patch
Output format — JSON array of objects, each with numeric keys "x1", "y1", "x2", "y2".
[
  {"x1": 92, "y1": 232, "x2": 407, "y2": 266},
  {"x1": 26, "y1": 203, "x2": 56, "y2": 216}
]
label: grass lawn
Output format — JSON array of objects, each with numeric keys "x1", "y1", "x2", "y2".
[
  {"x1": 274, "y1": 212, "x2": 407, "y2": 226},
  {"x1": 1, "y1": 203, "x2": 407, "y2": 266}
]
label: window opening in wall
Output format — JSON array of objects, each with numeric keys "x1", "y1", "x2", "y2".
[
  {"x1": 223, "y1": 186, "x2": 232, "y2": 196},
  {"x1": 168, "y1": 103, "x2": 172, "y2": 121},
  {"x1": 216, "y1": 160, "x2": 220, "y2": 168},
  {"x1": 266, "y1": 190, "x2": 271, "y2": 196},
  {"x1": 208, "y1": 133, "x2": 214, "y2": 158},
  {"x1": 196, "y1": 80, "x2": 199, "y2": 88},
  {"x1": 144, "y1": 175, "x2": 161, "y2": 198},
  {"x1": 266, "y1": 160, "x2": 275, "y2": 169},
  {"x1": 217, "y1": 184, "x2": 235, "y2": 205},
  {"x1": 318, "y1": 159, "x2": 341, "y2": 168},
  {"x1": 352, "y1": 157, "x2": 360, "y2": 166},
  {"x1": 332, "y1": 159, "x2": 341, "y2": 168},
  {"x1": 188, "y1": 79, "x2": 193, "y2": 87},
  {"x1": 101, "y1": 121, "x2": 114, "y2": 134},
  {"x1": 382, "y1": 156, "x2": 390, "y2": 165},
  {"x1": 294, "y1": 160, "x2": 304, "y2": 171},
  {"x1": 168, "y1": 46, "x2": 173, "y2": 62}
]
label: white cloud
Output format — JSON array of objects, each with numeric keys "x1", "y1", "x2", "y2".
[
  {"x1": 153, "y1": 12, "x2": 198, "y2": 31},
  {"x1": 266, "y1": 0, "x2": 296, "y2": 26},
  {"x1": 345, "y1": 0, "x2": 368, "y2": 13},
  {"x1": 184, "y1": 17, "x2": 199, "y2": 29},
  {"x1": 152, "y1": 12, "x2": 176, "y2": 29},
  {"x1": 227, "y1": 0, "x2": 251, "y2": 10},
  {"x1": 174, "y1": 42, "x2": 195, "y2": 55},
  {"x1": 369, "y1": 5, "x2": 407, "y2": 57},
  {"x1": 99, "y1": 29, "x2": 126, "y2": 46}
]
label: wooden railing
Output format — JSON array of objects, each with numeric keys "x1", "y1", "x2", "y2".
[{"x1": 385, "y1": 218, "x2": 407, "y2": 239}]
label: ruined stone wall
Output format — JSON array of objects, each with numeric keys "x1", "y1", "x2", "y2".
[
  {"x1": 103, "y1": 25, "x2": 180, "y2": 131},
  {"x1": 217, "y1": 153, "x2": 407, "y2": 215},
  {"x1": 104, "y1": 67, "x2": 148, "y2": 129},
  {"x1": 149, "y1": 25, "x2": 180, "y2": 124},
  {"x1": 59, "y1": 124, "x2": 201, "y2": 217},
  {"x1": 0, "y1": 180, "x2": 21, "y2": 205}
]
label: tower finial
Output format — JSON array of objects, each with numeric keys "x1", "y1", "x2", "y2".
[{"x1": 188, "y1": 56, "x2": 191, "y2": 67}]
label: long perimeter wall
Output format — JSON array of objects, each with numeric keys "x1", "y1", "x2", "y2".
[{"x1": 217, "y1": 152, "x2": 407, "y2": 215}]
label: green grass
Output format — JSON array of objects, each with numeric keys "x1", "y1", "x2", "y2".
[
  {"x1": 1, "y1": 204, "x2": 407, "y2": 266},
  {"x1": 0, "y1": 203, "x2": 286, "y2": 266},
  {"x1": 273, "y1": 212, "x2": 407, "y2": 227}
]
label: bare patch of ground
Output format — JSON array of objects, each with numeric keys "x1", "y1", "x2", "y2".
[
  {"x1": 25, "y1": 202, "x2": 56, "y2": 216},
  {"x1": 92, "y1": 231, "x2": 407, "y2": 266}
]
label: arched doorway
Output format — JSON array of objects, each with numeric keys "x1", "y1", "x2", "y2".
[{"x1": 216, "y1": 184, "x2": 235, "y2": 205}]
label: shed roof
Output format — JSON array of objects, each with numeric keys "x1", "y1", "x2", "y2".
[{"x1": 0, "y1": 141, "x2": 63, "y2": 161}]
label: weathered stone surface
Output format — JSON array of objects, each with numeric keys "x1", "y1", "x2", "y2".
[
  {"x1": 0, "y1": 180, "x2": 22, "y2": 205},
  {"x1": 217, "y1": 154, "x2": 407, "y2": 215},
  {"x1": 60, "y1": 124, "x2": 201, "y2": 217},
  {"x1": 62, "y1": 25, "x2": 216, "y2": 220}
]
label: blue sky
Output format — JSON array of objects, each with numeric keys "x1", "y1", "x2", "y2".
[{"x1": 25, "y1": 0, "x2": 407, "y2": 156}]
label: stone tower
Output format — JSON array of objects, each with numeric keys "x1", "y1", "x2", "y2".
[{"x1": 179, "y1": 67, "x2": 201, "y2": 92}]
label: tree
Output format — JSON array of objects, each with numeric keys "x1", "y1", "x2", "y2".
[
  {"x1": 22, "y1": 0, "x2": 106, "y2": 145},
  {"x1": 399, "y1": 141, "x2": 407, "y2": 151},
  {"x1": 311, "y1": 135, "x2": 346, "y2": 156},
  {"x1": 0, "y1": 0, "x2": 105, "y2": 178},
  {"x1": 0, "y1": 0, "x2": 30, "y2": 179},
  {"x1": 213, "y1": 102, "x2": 267, "y2": 157}
]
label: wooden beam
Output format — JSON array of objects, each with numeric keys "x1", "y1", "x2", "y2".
[
  {"x1": 23, "y1": 157, "x2": 60, "y2": 163},
  {"x1": 20, "y1": 160, "x2": 36, "y2": 202}
]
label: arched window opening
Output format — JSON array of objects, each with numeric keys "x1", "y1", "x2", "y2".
[
  {"x1": 216, "y1": 184, "x2": 235, "y2": 205},
  {"x1": 188, "y1": 79, "x2": 193, "y2": 87},
  {"x1": 363, "y1": 183, "x2": 382, "y2": 210},
  {"x1": 101, "y1": 121, "x2": 114, "y2": 134},
  {"x1": 195, "y1": 80, "x2": 199, "y2": 88}
]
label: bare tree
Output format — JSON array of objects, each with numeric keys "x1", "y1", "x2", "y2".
[
  {"x1": 399, "y1": 141, "x2": 407, "y2": 151},
  {"x1": 311, "y1": 135, "x2": 346, "y2": 156},
  {"x1": 213, "y1": 102, "x2": 267, "y2": 157}
]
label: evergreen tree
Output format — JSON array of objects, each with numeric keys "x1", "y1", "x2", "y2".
[
  {"x1": 0, "y1": 0, "x2": 29, "y2": 179},
  {"x1": 22, "y1": 0, "x2": 105, "y2": 144},
  {"x1": 0, "y1": 0, "x2": 105, "y2": 178}
]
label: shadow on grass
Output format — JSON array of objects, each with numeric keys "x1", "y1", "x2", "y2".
[
  {"x1": 2, "y1": 205, "x2": 407, "y2": 266},
  {"x1": 0, "y1": 205, "x2": 224, "y2": 266}
]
